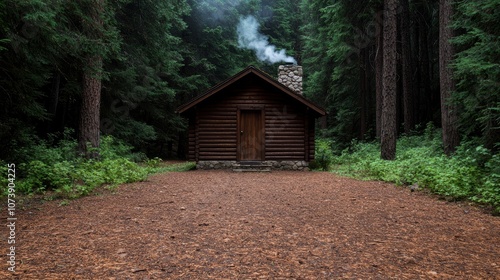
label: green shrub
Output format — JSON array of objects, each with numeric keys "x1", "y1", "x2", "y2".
[
  {"x1": 2, "y1": 133, "x2": 151, "y2": 198},
  {"x1": 314, "y1": 138, "x2": 335, "y2": 171},
  {"x1": 332, "y1": 132, "x2": 499, "y2": 213}
]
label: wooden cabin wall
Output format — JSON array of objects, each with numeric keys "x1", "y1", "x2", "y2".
[
  {"x1": 187, "y1": 116, "x2": 196, "y2": 161},
  {"x1": 189, "y1": 75, "x2": 313, "y2": 161}
]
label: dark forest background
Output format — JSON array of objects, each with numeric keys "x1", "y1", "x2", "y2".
[
  {"x1": 1, "y1": 0, "x2": 498, "y2": 159},
  {"x1": 1, "y1": 0, "x2": 498, "y2": 209}
]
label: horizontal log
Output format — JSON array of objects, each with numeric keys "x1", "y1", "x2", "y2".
[
  {"x1": 199, "y1": 147, "x2": 237, "y2": 152},
  {"x1": 267, "y1": 142, "x2": 304, "y2": 147},
  {"x1": 266, "y1": 127, "x2": 304, "y2": 133},
  {"x1": 198, "y1": 156, "x2": 237, "y2": 160},
  {"x1": 266, "y1": 147, "x2": 304, "y2": 151},
  {"x1": 199, "y1": 124, "x2": 237, "y2": 129},
  {"x1": 266, "y1": 151, "x2": 305, "y2": 156},
  {"x1": 265, "y1": 125, "x2": 304, "y2": 130},
  {"x1": 265, "y1": 156, "x2": 305, "y2": 160},
  {"x1": 198, "y1": 140, "x2": 236, "y2": 144},
  {"x1": 266, "y1": 119, "x2": 304, "y2": 123},
  {"x1": 266, "y1": 133, "x2": 304, "y2": 138},
  {"x1": 266, "y1": 144, "x2": 305, "y2": 150},
  {"x1": 266, "y1": 134, "x2": 305, "y2": 138},
  {"x1": 198, "y1": 111, "x2": 237, "y2": 116},
  {"x1": 199, "y1": 131, "x2": 235, "y2": 135},
  {"x1": 199, "y1": 151, "x2": 236, "y2": 156},
  {"x1": 198, "y1": 116, "x2": 237, "y2": 121},
  {"x1": 199, "y1": 119, "x2": 236, "y2": 124}
]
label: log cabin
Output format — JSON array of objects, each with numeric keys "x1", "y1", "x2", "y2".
[{"x1": 176, "y1": 65, "x2": 326, "y2": 171}]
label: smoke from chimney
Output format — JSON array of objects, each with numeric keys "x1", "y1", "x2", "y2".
[{"x1": 237, "y1": 15, "x2": 297, "y2": 64}]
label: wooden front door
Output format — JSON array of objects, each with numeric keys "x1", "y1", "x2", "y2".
[{"x1": 239, "y1": 110, "x2": 264, "y2": 161}]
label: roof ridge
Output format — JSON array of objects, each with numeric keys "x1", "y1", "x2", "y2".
[{"x1": 176, "y1": 65, "x2": 326, "y2": 116}]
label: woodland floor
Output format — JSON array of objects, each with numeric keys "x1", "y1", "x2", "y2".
[{"x1": 2, "y1": 164, "x2": 500, "y2": 279}]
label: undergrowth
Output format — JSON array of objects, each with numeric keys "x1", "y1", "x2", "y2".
[
  {"x1": 1, "y1": 130, "x2": 193, "y2": 199},
  {"x1": 316, "y1": 129, "x2": 500, "y2": 214}
]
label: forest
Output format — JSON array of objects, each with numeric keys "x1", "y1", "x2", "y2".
[{"x1": 0, "y1": 1, "x2": 498, "y2": 210}]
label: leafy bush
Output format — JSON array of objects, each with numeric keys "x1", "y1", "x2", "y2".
[
  {"x1": 329, "y1": 132, "x2": 500, "y2": 214},
  {"x1": 1, "y1": 132, "x2": 151, "y2": 199},
  {"x1": 313, "y1": 138, "x2": 335, "y2": 171}
]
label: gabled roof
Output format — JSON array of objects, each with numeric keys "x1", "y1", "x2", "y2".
[{"x1": 176, "y1": 66, "x2": 326, "y2": 116}]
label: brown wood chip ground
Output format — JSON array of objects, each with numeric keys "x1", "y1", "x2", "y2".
[{"x1": 2, "y1": 169, "x2": 499, "y2": 279}]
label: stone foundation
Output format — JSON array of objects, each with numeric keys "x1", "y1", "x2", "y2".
[{"x1": 196, "y1": 161, "x2": 309, "y2": 171}]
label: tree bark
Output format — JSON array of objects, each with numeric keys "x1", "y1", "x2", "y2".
[
  {"x1": 359, "y1": 48, "x2": 368, "y2": 139},
  {"x1": 375, "y1": 6, "x2": 384, "y2": 139},
  {"x1": 439, "y1": 0, "x2": 460, "y2": 155},
  {"x1": 78, "y1": 0, "x2": 104, "y2": 157},
  {"x1": 381, "y1": 0, "x2": 397, "y2": 160},
  {"x1": 415, "y1": 0, "x2": 432, "y2": 126},
  {"x1": 400, "y1": 0, "x2": 415, "y2": 133}
]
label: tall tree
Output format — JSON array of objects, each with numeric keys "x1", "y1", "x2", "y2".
[
  {"x1": 78, "y1": 0, "x2": 105, "y2": 157},
  {"x1": 453, "y1": 0, "x2": 500, "y2": 150},
  {"x1": 381, "y1": 0, "x2": 397, "y2": 160},
  {"x1": 439, "y1": 0, "x2": 460, "y2": 155},
  {"x1": 375, "y1": 4, "x2": 384, "y2": 138},
  {"x1": 400, "y1": 0, "x2": 415, "y2": 133}
]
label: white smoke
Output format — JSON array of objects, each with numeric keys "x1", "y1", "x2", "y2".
[{"x1": 237, "y1": 15, "x2": 297, "y2": 64}]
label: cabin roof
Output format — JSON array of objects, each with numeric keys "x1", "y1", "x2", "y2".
[{"x1": 176, "y1": 65, "x2": 326, "y2": 116}]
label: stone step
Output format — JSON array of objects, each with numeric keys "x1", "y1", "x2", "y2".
[
  {"x1": 232, "y1": 162, "x2": 272, "y2": 172},
  {"x1": 232, "y1": 167, "x2": 271, "y2": 172}
]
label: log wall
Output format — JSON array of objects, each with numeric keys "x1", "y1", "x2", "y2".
[{"x1": 186, "y1": 75, "x2": 316, "y2": 162}]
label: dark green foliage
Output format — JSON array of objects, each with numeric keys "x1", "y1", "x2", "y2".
[
  {"x1": 301, "y1": 0, "x2": 376, "y2": 146},
  {"x1": 1, "y1": 0, "x2": 498, "y2": 208},
  {"x1": 311, "y1": 138, "x2": 335, "y2": 171},
  {"x1": 1, "y1": 131, "x2": 149, "y2": 198},
  {"x1": 452, "y1": 0, "x2": 500, "y2": 150},
  {"x1": 330, "y1": 131, "x2": 500, "y2": 214}
]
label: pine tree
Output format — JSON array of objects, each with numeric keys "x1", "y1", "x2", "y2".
[
  {"x1": 453, "y1": 0, "x2": 500, "y2": 150},
  {"x1": 400, "y1": 0, "x2": 415, "y2": 133},
  {"x1": 375, "y1": 2, "x2": 384, "y2": 139},
  {"x1": 439, "y1": 0, "x2": 460, "y2": 155},
  {"x1": 381, "y1": 0, "x2": 397, "y2": 160},
  {"x1": 78, "y1": 0, "x2": 106, "y2": 157}
]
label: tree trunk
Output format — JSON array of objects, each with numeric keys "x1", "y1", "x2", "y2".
[
  {"x1": 78, "y1": 0, "x2": 104, "y2": 157},
  {"x1": 381, "y1": 0, "x2": 397, "y2": 160},
  {"x1": 359, "y1": 48, "x2": 368, "y2": 139},
  {"x1": 400, "y1": 0, "x2": 415, "y2": 133},
  {"x1": 439, "y1": 0, "x2": 460, "y2": 155},
  {"x1": 79, "y1": 55, "x2": 103, "y2": 157},
  {"x1": 375, "y1": 6, "x2": 384, "y2": 139},
  {"x1": 416, "y1": 1, "x2": 432, "y2": 126}
]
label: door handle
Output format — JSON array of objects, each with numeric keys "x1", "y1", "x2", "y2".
[{"x1": 240, "y1": 131, "x2": 243, "y2": 134}]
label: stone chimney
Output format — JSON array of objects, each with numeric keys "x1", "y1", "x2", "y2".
[{"x1": 278, "y1": 64, "x2": 303, "y2": 95}]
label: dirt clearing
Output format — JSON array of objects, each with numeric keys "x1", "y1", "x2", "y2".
[{"x1": 2, "y1": 170, "x2": 499, "y2": 279}]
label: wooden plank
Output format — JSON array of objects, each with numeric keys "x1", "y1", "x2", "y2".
[
  {"x1": 199, "y1": 124, "x2": 237, "y2": 129},
  {"x1": 198, "y1": 139, "x2": 236, "y2": 144},
  {"x1": 266, "y1": 152, "x2": 305, "y2": 156},
  {"x1": 199, "y1": 156, "x2": 236, "y2": 160},
  {"x1": 265, "y1": 139, "x2": 304, "y2": 144},
  {"x1": 266, "y1": 144, "x2": 304, "y2": 149},
  {"x1": 199, "y1": 131, "x2": 235, "y2": 135},
  {"x1": 304, "y1": 113, "x2": 309, "y2": 161},
  {"x1": 199, "y1": 119, "x2": 235, "y2": 124},
  {"x1": 266, "y1": 148, "x2": 304, "y2": 153},
  {"x1": 265, "y1": 156, "x2": 304, "y2": 160},
  {"x1": 198, "y1": 142, "x2": 236, "y2": 146}
]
